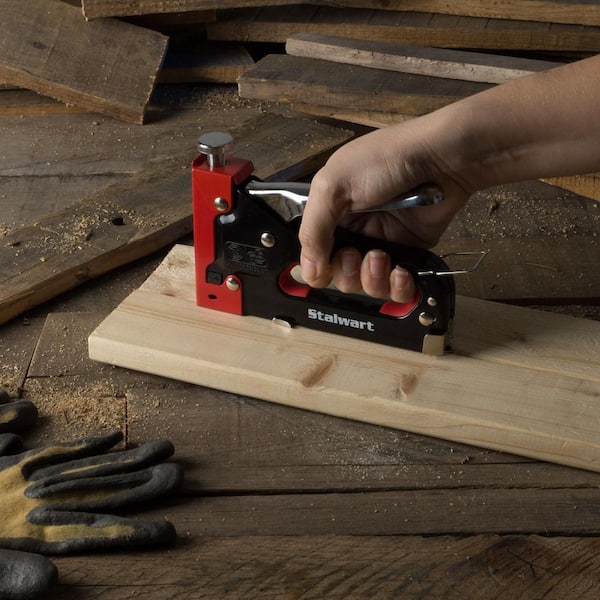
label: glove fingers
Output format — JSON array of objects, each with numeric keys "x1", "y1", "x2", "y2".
[
  {"x1": 29, "y1": 438, "x2": 175, "y2": 483},
  {"x1": 0, "y1": 400, "x2": 38, "y2": 435},
  {"x1": 0, "y1": 433, "x2": 23, "y2": 456},
  {"x1": 0, "y1": 548, "x2": 58, "y2": 599},
  {"x1": 5, "y1": 510, "x2": 177, "y2": 555},
  {"x1": 26, "y1": 462, "x2": 183, "y2": 511},
  {"x1": 18, "y1": 431, "x2": 124, "y2": 479}
]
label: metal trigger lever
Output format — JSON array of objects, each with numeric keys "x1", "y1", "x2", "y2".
[{"x1": 245, "y1": 181, "x2": 444, "y2": 223}]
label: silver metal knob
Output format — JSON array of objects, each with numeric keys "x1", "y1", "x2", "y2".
[{"x1": 197, "y1": 132, "x2": 233, "y2": 169}]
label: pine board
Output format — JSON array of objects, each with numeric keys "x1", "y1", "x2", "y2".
[
  {"x1": 82, "y1": 1, "x2": 600, "y2": 27},
  {"x1": 0, "y1": 0, "x2": 168, "y2": 124},
  {"x1": 0, "y1": 113, "x2": 352, "y2": 326},
  {"x1": 207, "y1": 7, "x2": 600, "y2": 52},
  {"x1": 286, "y1": 33, "x2": 557, "y2": 84},
  {"x1": 544, "y1": 173, "x2": 600, "y2": 202},
  {"x1": 89, "y1": 244, "x2": 600, "y2": 473}
]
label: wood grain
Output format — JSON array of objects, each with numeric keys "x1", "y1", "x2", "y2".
[
  {"x1": 238, "y1": 54, "x2": 491, "y2": 116},
  {"x1": 0, "y1": 0, "x2": 168, "y2": 124},
  {"x1": 89, "y1": 244, "x2": 600, "y2": 472},
  {"x1": 49, "y1": 535, "x2": 600, "y2": 599},
  {"x1": 207, "y1": 7, "x2": 600, "y2": 51},
  {"x1": 82, "y1": 0, "x2": 600, "y2": 27},
  {"x1": 286, "y1": 33, "x2": 557, "y2": 84},
  {"x1": 0, "y1": 114, "x2": 353, "y2": 326}
]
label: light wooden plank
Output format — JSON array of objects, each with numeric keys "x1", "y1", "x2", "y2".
[
  {"x1": 89, "y1": 245, "x2": 600, "y2": 472},
  {"x1": 207, "y1": 7, "x2": 600, "y2": 51},
  {"x1": 0, "y1": 0, "x2": 168, "y2": 124},
  {"x1": 82, "y1": 1, "x2": 600, "y2": 27},
  {"x1": 543, "y1": 173, "x2": 600, "y2": 202},
  {"x1": 286, "y1": 33, "x2": 558, "y2": 84},
  {"x1": 0, "y1": 114, "x2": 353, "y2": 326}
]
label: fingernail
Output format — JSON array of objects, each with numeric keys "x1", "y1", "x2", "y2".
[
  {"x1": 368, "y1": 250, "x2": 387, "y2": 278},
  {"x1": 341, "y1": 250, "x2": 358, "y2": 276},
  {"x1": 301, "y1": 257, "x2": 317, "y2": 282}
]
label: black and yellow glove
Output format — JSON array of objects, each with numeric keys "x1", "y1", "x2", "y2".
[
  {"x1": 1, "y1": 390, "x2": 56, "y2": 599},
  {"x1": 0, "y1": 387, "x2": 183, "y2": 598}
]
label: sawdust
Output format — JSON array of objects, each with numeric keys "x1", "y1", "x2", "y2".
[
  {"x1": 445, "y1": 183, "x2": 599, "y2": 241},
  {"x1": 22, "y1": 377, "x2": 126, "y2": 447}
]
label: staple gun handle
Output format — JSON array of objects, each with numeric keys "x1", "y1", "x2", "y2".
[{"x1": 245, "y1": 181, "x2": 443, "y2": 223}]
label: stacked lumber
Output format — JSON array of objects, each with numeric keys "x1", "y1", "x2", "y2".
[
  {"x1": 0, "y1": 1, "x2": 246, "y2": 123},
  {"x1": 82, "y1": 1, "x2": 600, "y2": 28},
  {"x1": 0, "y1": 0, "x2": 168, "y2": 124},
  {"x1": 230, "y1": 7, "x2": 600, "y2": 201}
]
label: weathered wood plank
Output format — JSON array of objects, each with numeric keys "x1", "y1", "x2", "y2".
[
  {"x1": 82, "y1": 0, "x2": 600, "y2": 27},
  {"x1": 144, "y1": 490, "x2": 600, "y2": 535},
  {"x1": 47, "y1": 535, "x2": 600, "y2": 598},
  {"x1": 0, "y1": 317, "x2": 45, "y2": 396},
  {"x1": 238, "y1": 54, "x2": 491, "y2": 116},
  {"x1": 207, "y1": 7, "x2": 600, "y2": 52},
  {"x1": 286, "y1": 33, "x2": 558, "y2": 84},
  {"x1": 89, "y1": 245, "x2": 600, "y2": 472},
  {"x1": 127, "y1": 386, "x2": 600, "y2": 494},
  {"x1": 0, "y1": 0, "x2": 168, "y2": 124},
  {"x1": 0, "y1": 114, "x2": 353, "y2": 326}
]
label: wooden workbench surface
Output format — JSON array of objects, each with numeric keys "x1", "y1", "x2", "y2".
[{"x1": 1, "y1": 84, "x2": 600, "y2": 598}]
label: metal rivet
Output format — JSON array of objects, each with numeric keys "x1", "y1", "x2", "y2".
[
  {"x1": 225, "y1": 276, "x2": 240, "y2": 292},
  {"x1": 261, "y1": 232, "x2": 275, "y2": 248},
  {"x1": 419, "y1": 312, "x2": 436, "y2": 327},
  {"x1": 427, "y1": 297, "x2": 438, "y2": 307},
  {"x1": 214, "y1": 197, "x2": 229, "y2": 212}
]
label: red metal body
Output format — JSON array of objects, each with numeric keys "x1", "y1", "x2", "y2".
[{"x1": 191, "y1": 153, "x2": 254, "y2": 315}]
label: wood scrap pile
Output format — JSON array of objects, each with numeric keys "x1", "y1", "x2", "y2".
[
  {"x1": 216, "y1": 1, "x2": 600, "y2": 200},
  {"x1": 0, "y1": 1, "x2": 253, "y2": 124}
]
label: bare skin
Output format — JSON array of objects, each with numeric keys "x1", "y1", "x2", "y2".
[{"x1": 298, "y1": 54, "x2": 600, "y2": 303}]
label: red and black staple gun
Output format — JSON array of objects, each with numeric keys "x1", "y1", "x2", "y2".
[{"x1": 192, "y1": 132, "x2": 482, "y2": 356}]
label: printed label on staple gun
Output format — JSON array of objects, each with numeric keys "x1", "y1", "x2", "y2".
[
  {"x1": 307, "y1": 308, "x2": 375, "y2": 332},
  {"x1": 225, "y1": 242, "x2": 268, "y2": 273}
]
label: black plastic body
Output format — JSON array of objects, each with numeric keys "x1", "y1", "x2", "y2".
[{"x1": 204, "y1": 179, "x2": 456, "y2": 353}]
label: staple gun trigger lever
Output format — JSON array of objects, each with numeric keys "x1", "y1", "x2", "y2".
[{"x1": 245, "y1": 181, "x2": 443, "y2": 223}]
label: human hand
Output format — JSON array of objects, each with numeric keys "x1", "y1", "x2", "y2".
[{"x1": 298, "y1": 120, "x2": 472, "y2": 303}]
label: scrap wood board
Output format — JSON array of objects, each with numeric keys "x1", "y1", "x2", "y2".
[
  {"x1": 238, "y1": 54, "x2": 492, "y2": 116},
  {"x1": 89, "y1": 244, "x2": 600, "y2": 473},
  {"x1": 0, "y1": 113, "x2": 352, "y2": 326},
  {"x1": 81, "y1": 1, "x2": 600, "y2": 27},
  {"x1": 206, "y1": 7, "x2": 600, "y2": 52},
  {"x1": 285, "y1": 33, "x2": 558, "y2": 84},
  {"x1": 0, "y1": 0, "x2": 168, "y2": 124}
]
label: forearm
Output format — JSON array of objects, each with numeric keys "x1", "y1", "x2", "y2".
[{"x1": 436, "y1": 54, "x2": 600, "y2": 191}]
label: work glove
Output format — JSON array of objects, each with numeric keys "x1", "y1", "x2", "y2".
[{"x1": 0, "y1": 387, "x2": 183, "y2": 599}]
